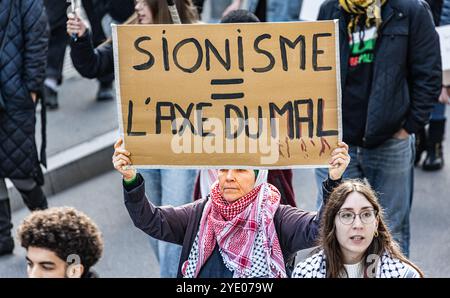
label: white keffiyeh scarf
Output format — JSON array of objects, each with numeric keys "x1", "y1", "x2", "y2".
[{"x1": 292, "y1": 249, "x2": 420, "y2": 278}]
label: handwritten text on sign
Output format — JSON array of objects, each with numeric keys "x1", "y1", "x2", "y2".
[{"x1": 113, "y1": 21, "x2": 341, "y2": 167}]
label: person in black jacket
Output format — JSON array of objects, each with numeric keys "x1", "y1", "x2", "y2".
[
  {"x1": 0, "y1": 0, "x2": 49, "y2": 256},
  {"x1": 314, "y1": 0, "x2": 442, "y2": 257},
  {"x1": 66, "y1": 0, "x2": 199, "y2": 78},
  {"x1": 42, "y1": 0, "x2": 70, "y2": 109},
  {"x1": 416, "y1": 0, "x2": 449, "y2": 171},
  {"x1": 42, "y1": 0, "x2": 135, "y2": 110},
  {"x1": 79, "y1": 0, "x2": 135, "y2": 103}
]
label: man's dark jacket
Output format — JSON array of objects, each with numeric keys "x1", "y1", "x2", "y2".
[{"x1": 318, "y1": 0, "x2": 442, "y2": 148}]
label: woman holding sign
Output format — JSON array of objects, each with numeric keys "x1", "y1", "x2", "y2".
[
  {"x1": 113, "y1": 138, "x2": 350, "y2": 277},
  {"x1": 67, "y1": 0, "x2": 200, "y2": 278},
  {"x1": 292, "y1": 180, "x2": 423, "y2": 278}
]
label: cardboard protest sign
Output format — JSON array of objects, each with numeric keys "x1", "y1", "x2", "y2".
[
  {"x1": 299, "y1": 0, "x2": 326, "y2": 21},
  {"x1": 437, "y1": 25, "x2": 450, "y2": 85},
  {"x1": 112, "y1": 21, "x2": 341, "y2": 168}
]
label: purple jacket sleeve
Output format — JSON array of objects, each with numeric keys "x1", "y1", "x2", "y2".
[
  {"x1": 123, "y1": 174, "x2": 198, "y2": 245},
  {"x1": 276, "y1": 177, "x2": 341, "y2": 254}
]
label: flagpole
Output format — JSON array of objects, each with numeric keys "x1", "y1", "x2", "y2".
[{"x1": 166, "y1": 0, "x2": 182, "y2": 24}]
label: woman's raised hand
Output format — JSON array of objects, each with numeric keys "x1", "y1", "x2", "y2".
[
  {"x1": 113, "y1": 138, "x2": 136, "y2": 180},
  {"x1": 328, "y1": 142, "x2": 350, "y2": 180}
]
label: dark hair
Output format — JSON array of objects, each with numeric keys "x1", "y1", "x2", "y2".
[
  {"x1": 220, "y1": 9, "x2": 260, "y2": 23},
  {"x1": 146, "y1": 0, "x2": 198, "y2": 24},
  {"x1": 100, "y1": 0, "x2": 199, "y2": 46},
  {"x1": 17, "y1": 207, "x2": 104, "y2": 277},
  {"x1": 319, "y1": 179, "x2": 424, "y2": 278}
]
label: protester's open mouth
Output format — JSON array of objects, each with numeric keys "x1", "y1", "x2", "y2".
[{"x1": 350, "y1": 236, "x2": 365, "y2": 241}]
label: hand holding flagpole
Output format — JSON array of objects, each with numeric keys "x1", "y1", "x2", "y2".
[{"x1": 68, "y1": 0, "x2": 78, "y2": 41}]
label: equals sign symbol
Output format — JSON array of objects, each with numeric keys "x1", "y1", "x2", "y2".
[{"x1": 211, "y1": 78, "x2": 244, "y2": 100}]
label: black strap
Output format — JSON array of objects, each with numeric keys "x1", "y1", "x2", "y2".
[{"x1": 40, "y1": 92, "x2": 47, "y2": 168}]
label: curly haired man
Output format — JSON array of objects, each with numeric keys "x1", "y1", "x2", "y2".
[{"x1": 17, "y1": 207, "x2": 103, "y2": 278}]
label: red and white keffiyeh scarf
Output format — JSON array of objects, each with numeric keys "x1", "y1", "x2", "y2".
[{"x1": 182, "y1": 171, "x2": 287, "y2": 278}]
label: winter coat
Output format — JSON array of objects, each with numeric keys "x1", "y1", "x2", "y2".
[
  {"x1": 0, "y1": 0, "x2": 48, "y2": 183},
  {"x1": 318, "y1": 0, "x2": 442, "y2": 148}
]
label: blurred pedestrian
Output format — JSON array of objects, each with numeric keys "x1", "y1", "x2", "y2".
[
  {"x1": 43, "y1": 0, "x2": 135, "y2": 109},
  {"x1": 0, "y1": 0, "x2": 49, "y2": 256},
  {"x1": 80, "y1": 0, "x2": 135, "y2": 102},
  {"x1": 417, "y1": 0, "x2": 450, "y2": 171},
  {"x1": 42, "y1": 0, "x2": 70, "y2": 109}
]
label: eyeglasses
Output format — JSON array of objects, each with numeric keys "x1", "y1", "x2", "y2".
[{"x1": 337, "y1": 209, "x2": 377, "y2": 225}]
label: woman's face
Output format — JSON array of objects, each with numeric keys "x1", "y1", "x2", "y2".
[
  {"x1": 135, "y1": 0, "x2": 153, "y2": 24},
  {"x1": 218, "y1": 169, "x2": 256, "y2": 203},
  {"x1": 334, "y1": 192, "x2": 379, "y2": 264}
]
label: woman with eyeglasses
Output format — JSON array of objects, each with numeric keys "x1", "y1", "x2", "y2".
[{"x1": 292, "y1": 180, "x2": 424, "y2": 278}]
